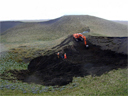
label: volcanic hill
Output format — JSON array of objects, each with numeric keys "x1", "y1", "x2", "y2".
[
  {"x1": 0, "y1": 15, "x2": 127, "y2": 86},
  {"x1": 1, "y1": 15, "x2": 127, "y2": 43}
]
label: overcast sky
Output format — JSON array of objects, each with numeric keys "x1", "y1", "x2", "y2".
[{"x1": 0, "y1": 0, "x2": 128, "y2": 21}]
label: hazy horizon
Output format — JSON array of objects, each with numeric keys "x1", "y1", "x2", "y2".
[
  {"x1": 0, "y1": 0, "x2": 128, "y2": 21},
  {"x1": 0, "y1": 15, "x2": 128, "y2": 22}
]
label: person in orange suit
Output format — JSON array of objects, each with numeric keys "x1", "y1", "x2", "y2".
[{"x1": 64, "y1": 53, "x2": 67, "y2": 59}]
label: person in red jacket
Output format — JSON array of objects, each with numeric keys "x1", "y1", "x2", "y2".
[{"x1": 64, "y1": 53, "x2": 67, "y2": 59}]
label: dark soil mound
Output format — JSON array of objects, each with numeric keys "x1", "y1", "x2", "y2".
[
  {"x1": 88, "y1": 36, "x2": 128, "y2": 55},
  {"x1": 1, "y1": 35, "x2": 127, "y2": 86},
  {"x1": 27, "y1": 54, "x2": 83, "y2": 86},
  {"x1": 27, "y1": 37, "x2": 127, "y2": 86}
]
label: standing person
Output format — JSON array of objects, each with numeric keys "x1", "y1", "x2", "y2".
[
  {"x1": 64, "y1": 53, "x2": 67, "y2": 59},
  {"x1": 57, "y1": 52, "x2": 60, "y2": 58},
  {"x1": 60, "y1": 53, "x2": 64, "y2": 58}
]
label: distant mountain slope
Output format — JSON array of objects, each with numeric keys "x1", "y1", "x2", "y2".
[
  {"x1": 113, "y1": 20, "x2": 128, "y2": 26},
  {"x1": 1, "y1": 15, "x2": 127, "y2": 43},
  {"x1": 0, "y1": 21, "x2": 23, "y2": 33},
  {"x1": 40, "y1": 15, "x2": 127, "y2": 37}
]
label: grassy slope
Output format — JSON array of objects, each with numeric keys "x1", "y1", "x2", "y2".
[
  {"x1": 0, "y1": 21, "x2": 23, "y2": 33},
  {"x1": 79, "y1": 16, "x2": 127, "y2": 36},
  {"x1": 1, "y1": 69, "x2": 127, "y2": 96},
  {"x1": 1, "y1": 15, "x2": 127, "y2": 54},
  {"x1": 1, "y1": 15, "x2": 127, "y2": 43}
]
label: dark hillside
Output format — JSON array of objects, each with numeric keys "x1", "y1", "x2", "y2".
[
  {"x1": 2, "y1": 35, "x2": 126, "y2": 86},
  {"x1": 19, "y1": 35, "x2": 127, "y2": 86},
  {"x1": 0, "y1": 21, "x2": 23, "y2": 33}
]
